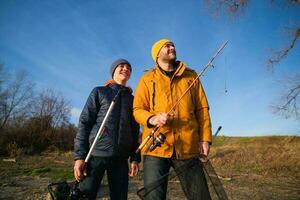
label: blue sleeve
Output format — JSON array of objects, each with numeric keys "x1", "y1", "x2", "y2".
[
  {"x1": 74, "y1": 87, "x2": 100, "y2": 160},
  {"x1": 130, "y1": 116, "x2": 141, "y2": 163}
]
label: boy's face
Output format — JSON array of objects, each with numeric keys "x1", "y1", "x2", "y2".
[{"x1": 113, "y1": 63, "x2": 131, "y2": 83}]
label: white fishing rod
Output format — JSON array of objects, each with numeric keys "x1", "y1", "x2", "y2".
[{"x1": 85, "y1": 89, "x2": 123, "y2": 163}]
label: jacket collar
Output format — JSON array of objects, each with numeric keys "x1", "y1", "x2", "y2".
[
  {"x1": 104, "y1": 79, "x2": 133, "y2": 94},
  {"x1": 155, "y1": 61, "x2": 187, "y2": 78},
  {"x1": 173, "y1": 61, "x2": 186, "y2": 77}
]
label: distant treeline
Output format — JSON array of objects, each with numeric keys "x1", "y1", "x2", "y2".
[{"x1": 0, "y1": 64, "x2": 77, "y2": 156}]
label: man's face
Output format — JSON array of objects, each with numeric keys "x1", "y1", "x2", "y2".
[
  {"x1": 113, "y1": 63, "x2": 131, "y2": 83},
  {"x1": 157, "y1": 42, "x2": 176, "y2": 62}
]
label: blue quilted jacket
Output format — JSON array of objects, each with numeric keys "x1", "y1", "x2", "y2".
[{"x1": 74, "y1": 83, "x2": 140, "y2": 162}]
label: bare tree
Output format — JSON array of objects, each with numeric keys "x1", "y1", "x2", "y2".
[
  {"x1": 205, "y1": 0, "x2": 300, "y2": 120},
  {"x1": 205, "y1": 0, "x2": 299, "y2": 67},
  {"x1": 0, "y1": 65, "x2": 35, "y2": 129},
  {"x1": 205, "y1": 0, "x2": 300, "y2": 15},
  {"x1": 0, "y1": 65, "x2": 75, "y2": 154},
  {"x1": 0, "y1": 64, "x2": 7, "y2": 109},
  {"x1": 267, "y1": 28, "x2": 300, "y2": 68},
  {"x1": 32, "y1": 89, "x2": 71, "y2": 128},
  {"x1": 205, "y1": 0, "x2": 248, "y2": 16},
  {"x1": 272, "y1": 75, "x2": 300, "y2": 120}
]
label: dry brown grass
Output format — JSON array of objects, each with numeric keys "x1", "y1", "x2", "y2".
[
  {"x1": 209, "y1": 136, "x2": 300, "y2": 200},
  {"x1": 0, "y1": 135, "x2": 299, "y2": 199},
  {"x1": 211, "y1": 136, "x2": 300, "y2": 176}
]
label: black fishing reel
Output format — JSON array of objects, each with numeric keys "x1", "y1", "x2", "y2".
[
  {"x1": 69, "y1": 181, "x2": 81, "y2": 200},
  {"x1": 149, "y1": 133, "x2": 166, "y2": 152},
  {"x1": 47, "y1": 180, "x2": 85, "y2": 200}
]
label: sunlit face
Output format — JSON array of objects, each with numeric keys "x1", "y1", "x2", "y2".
[
  {"x1": 113, "y1": 63, "x2": 131, "y2": 85},
  {"x1": 157, "y1": 42, "x2": 176, "y2": 62}
]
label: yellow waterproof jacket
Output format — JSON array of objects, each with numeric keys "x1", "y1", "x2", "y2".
[{"x1": 133, "y1": 61, "x2": 212, "y2": 159}]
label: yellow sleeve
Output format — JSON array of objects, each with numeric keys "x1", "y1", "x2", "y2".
[
  {"x1": 133, "y1": 76, "x2": 154, "y2": 126},
  {"x1": 194, "y1": 78, "x2": 212, "y2": 143}
]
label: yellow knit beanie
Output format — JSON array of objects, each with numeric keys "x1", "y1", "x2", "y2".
[{"x1": 151, "y1": 39, "x2": 171, "y2": 62}]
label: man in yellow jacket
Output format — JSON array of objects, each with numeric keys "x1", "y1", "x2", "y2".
[{"x1": 133, "y1": 39, "x2": 212, "y2": 200}]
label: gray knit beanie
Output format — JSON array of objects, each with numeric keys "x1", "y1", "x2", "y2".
[{"x1": 110, "y1": 59, "x2": 132, "y2": 78}]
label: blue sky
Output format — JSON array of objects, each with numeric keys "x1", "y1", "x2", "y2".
[{"x1": 0, "y1": 0, "x2": 299, "y2": 136}]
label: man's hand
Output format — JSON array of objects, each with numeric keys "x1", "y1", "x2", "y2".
[
  {"x1": 74, "y1": 159, "x2": 86, "y2": 182},
  {"x1": 149, "y1": 113, "x2": 170, "y2": 127},
  {"x1": 198, "y1": 141, "x2": 210, "y2": 157},
  {"x1": 128, "y1": 161, "x2": 139, "y2": 177}
]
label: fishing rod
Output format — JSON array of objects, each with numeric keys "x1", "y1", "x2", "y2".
[
  {"x1": 136, "y1": 41, "x2": 229, "y2": 153},
  {"x1": 85, "y1": 89, "x2": 123, "y2": 163}
]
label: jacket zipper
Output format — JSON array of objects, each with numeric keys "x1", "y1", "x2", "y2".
[{"x1": 151, "y1": 80, "x2": 155, "y2": 111}]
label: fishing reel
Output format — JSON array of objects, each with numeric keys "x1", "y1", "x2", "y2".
[
  {"x1": 149, "y1": 133, "x2": 166, "y2": 152},
  {"x1": 47, "y1": 180, "x2": 84, "y2": 200},
  {"x1": 69, "y1": 181, "x2": 81, "y2": 200}
]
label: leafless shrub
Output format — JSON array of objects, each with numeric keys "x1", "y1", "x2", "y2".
[
  {"x1": 6, "y1": 141, "x2": 24, "y2": 157},
  {"x1": 0, "y1": 65, "x2": 76, "y2": 155},
  {"x1": 31, "y1": 89, "x2": 71, "y2": 128}
]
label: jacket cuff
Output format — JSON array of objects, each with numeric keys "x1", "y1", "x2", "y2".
[
  {"x1": 73, "y1": 152, "x2": 87, "y2": 161},
  {"x1": 146, "y1": 115, "x2": 155, "y2": 128},
  {"x1": 199, "y1": 130, "x2": 212, "y2": 144},
  {"x1": 130, "y1": 152, "x2": 141, "y2": 163}
]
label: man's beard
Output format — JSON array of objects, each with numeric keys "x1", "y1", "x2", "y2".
[{"x1": 168, "y1": 56, "x2": 176, "y2": 63}]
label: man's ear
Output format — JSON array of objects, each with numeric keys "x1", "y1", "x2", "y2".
[{"x1": 157, "y1": 52, "x2": 161, "y2": 60}]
